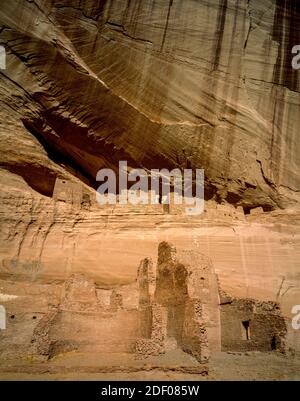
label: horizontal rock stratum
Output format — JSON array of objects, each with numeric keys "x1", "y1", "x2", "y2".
[
  {"x1": 0, "y1": 0, "x2": 299, "y2": 208},
  {"x1": 0, "y1": 0, "x2": 299, "y2": 380}
]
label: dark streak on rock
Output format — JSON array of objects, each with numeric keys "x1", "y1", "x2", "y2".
[
  {"x1": 160, "y1": 0, "x2": 173, "y2": 53},
  {"x1": 212, "y1": 0, "x2": 228, "y2": 71},
  {"x1": 272, "y1": 0, "x2": 300, "y2": 92}
]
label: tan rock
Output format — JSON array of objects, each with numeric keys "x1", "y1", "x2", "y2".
[{"x1": 0, "y1": 0, "x2": 299, "y2": 380}]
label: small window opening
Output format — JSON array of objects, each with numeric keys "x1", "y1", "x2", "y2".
[
  {"x1": 271, "y1": 335, "x2": 277, "y2": 350},
  {"x1": 242, "y1": 320, "x2": 250, "y2": 340}
]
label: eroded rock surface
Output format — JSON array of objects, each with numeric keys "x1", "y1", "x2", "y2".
[
  {"x1": 0, "y1": 0, "x2": 300, "y2": 380},
  {"x1": 0, "y1": 0, "x2": 299, "y2": 208}
]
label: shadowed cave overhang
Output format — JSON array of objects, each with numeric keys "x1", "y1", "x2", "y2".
[{"x1": 0, "y1": 0, "x2": 299, "y2": 210}]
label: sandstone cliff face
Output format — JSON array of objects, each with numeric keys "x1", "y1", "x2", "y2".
[
  {"x1": 0, "y1": 169, "x2": 299, "y2": 362},
  {"x1": 0, "y1": 0, "x2": 299, "y2": 208},
  {"x1": 0, "y1": 0, "x2": 300, "y2": 378}
]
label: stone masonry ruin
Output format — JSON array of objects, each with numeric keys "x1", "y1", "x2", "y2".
[
  {"x1": 135, "y1": 242, "x2": 218, "y2": 363},
  {"x1": 219, "y1": 290, "x2": 287, "y2": 353},
  {"x1": 0, "y1": 242, "x2": 288, "y2": 366},
  {"x1": 53, "y1": 178, "x2": 91, "y2": 210},
  {"x1": 51, "y1": 178, "x2": 248, "y2": 219}
]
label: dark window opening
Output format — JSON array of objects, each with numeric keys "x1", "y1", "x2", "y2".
[
  {"x1": 271, "y1": 335, "x2": 277, "y2": 351},
  {"x1": 242, "y1": 320, "x2": 250, "y2": 340},
  {"x1": 10, "y1": 315, "x2": 15, "y2": 319}
]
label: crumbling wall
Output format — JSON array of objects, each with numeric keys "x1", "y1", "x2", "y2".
[
  {"x1": 135, "y1": 258, "x2": 167, "y2": 356},
  {"x1": 32, "y1": 309, "x2": 60, "y2": 357},
  {"x1": 53, "y1": 178, "x2": 82, "y2": 205},
  {"x1": 136, "y1": 303, "x2": 168, "y2": 357},
  {"x1": 137, "y1": 258, "x2": 155, "y2": 338},
  {"x1": 136, "y1": 242, "x2": 214, "y2": 363},
  {"x1": 81, "y1": 193, "x2": 91, "y2": 210},
  {"x1": 48, "y1": 308, "x2": 139, "y2": 356},
  {"x1": 1, "y1": 242, "x2": 289, "y2": 363},
  {"x1": 177, "y1": 249, "x2": 221, "y2": 352},
  {"x1": 61, "y1": 274, "x2": 99, "y2": 312},
  {"x1": 182, "y1": 299, "x2": 209, "y2": 363},
  {"x1": 32, "y1": 274, "x2": 139, "y2": 358},
  {"x1": 53, "y1": 178, "x2": 91, "y2": 210},
  {"x1": 220, "y1": 295, "x2": 287, "y2": 353},
  {"x1": 0, "y1": 279, "x2": 62, "y2": 361}
]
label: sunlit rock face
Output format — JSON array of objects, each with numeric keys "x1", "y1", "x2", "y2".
[
  {"x1": 0, "y1": 0, "x2": 300, "y2": 379},
  {"x1": 0, "y1": 0, "x2": 299, "y2": 208}
]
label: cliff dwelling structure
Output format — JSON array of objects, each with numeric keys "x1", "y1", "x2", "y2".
[
  {"x1": 0, "y1": 238, "x2": 293, "y2": 376},
  {"x1": 0, "y1": 0, "x2": 300, "y2": 381}
]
